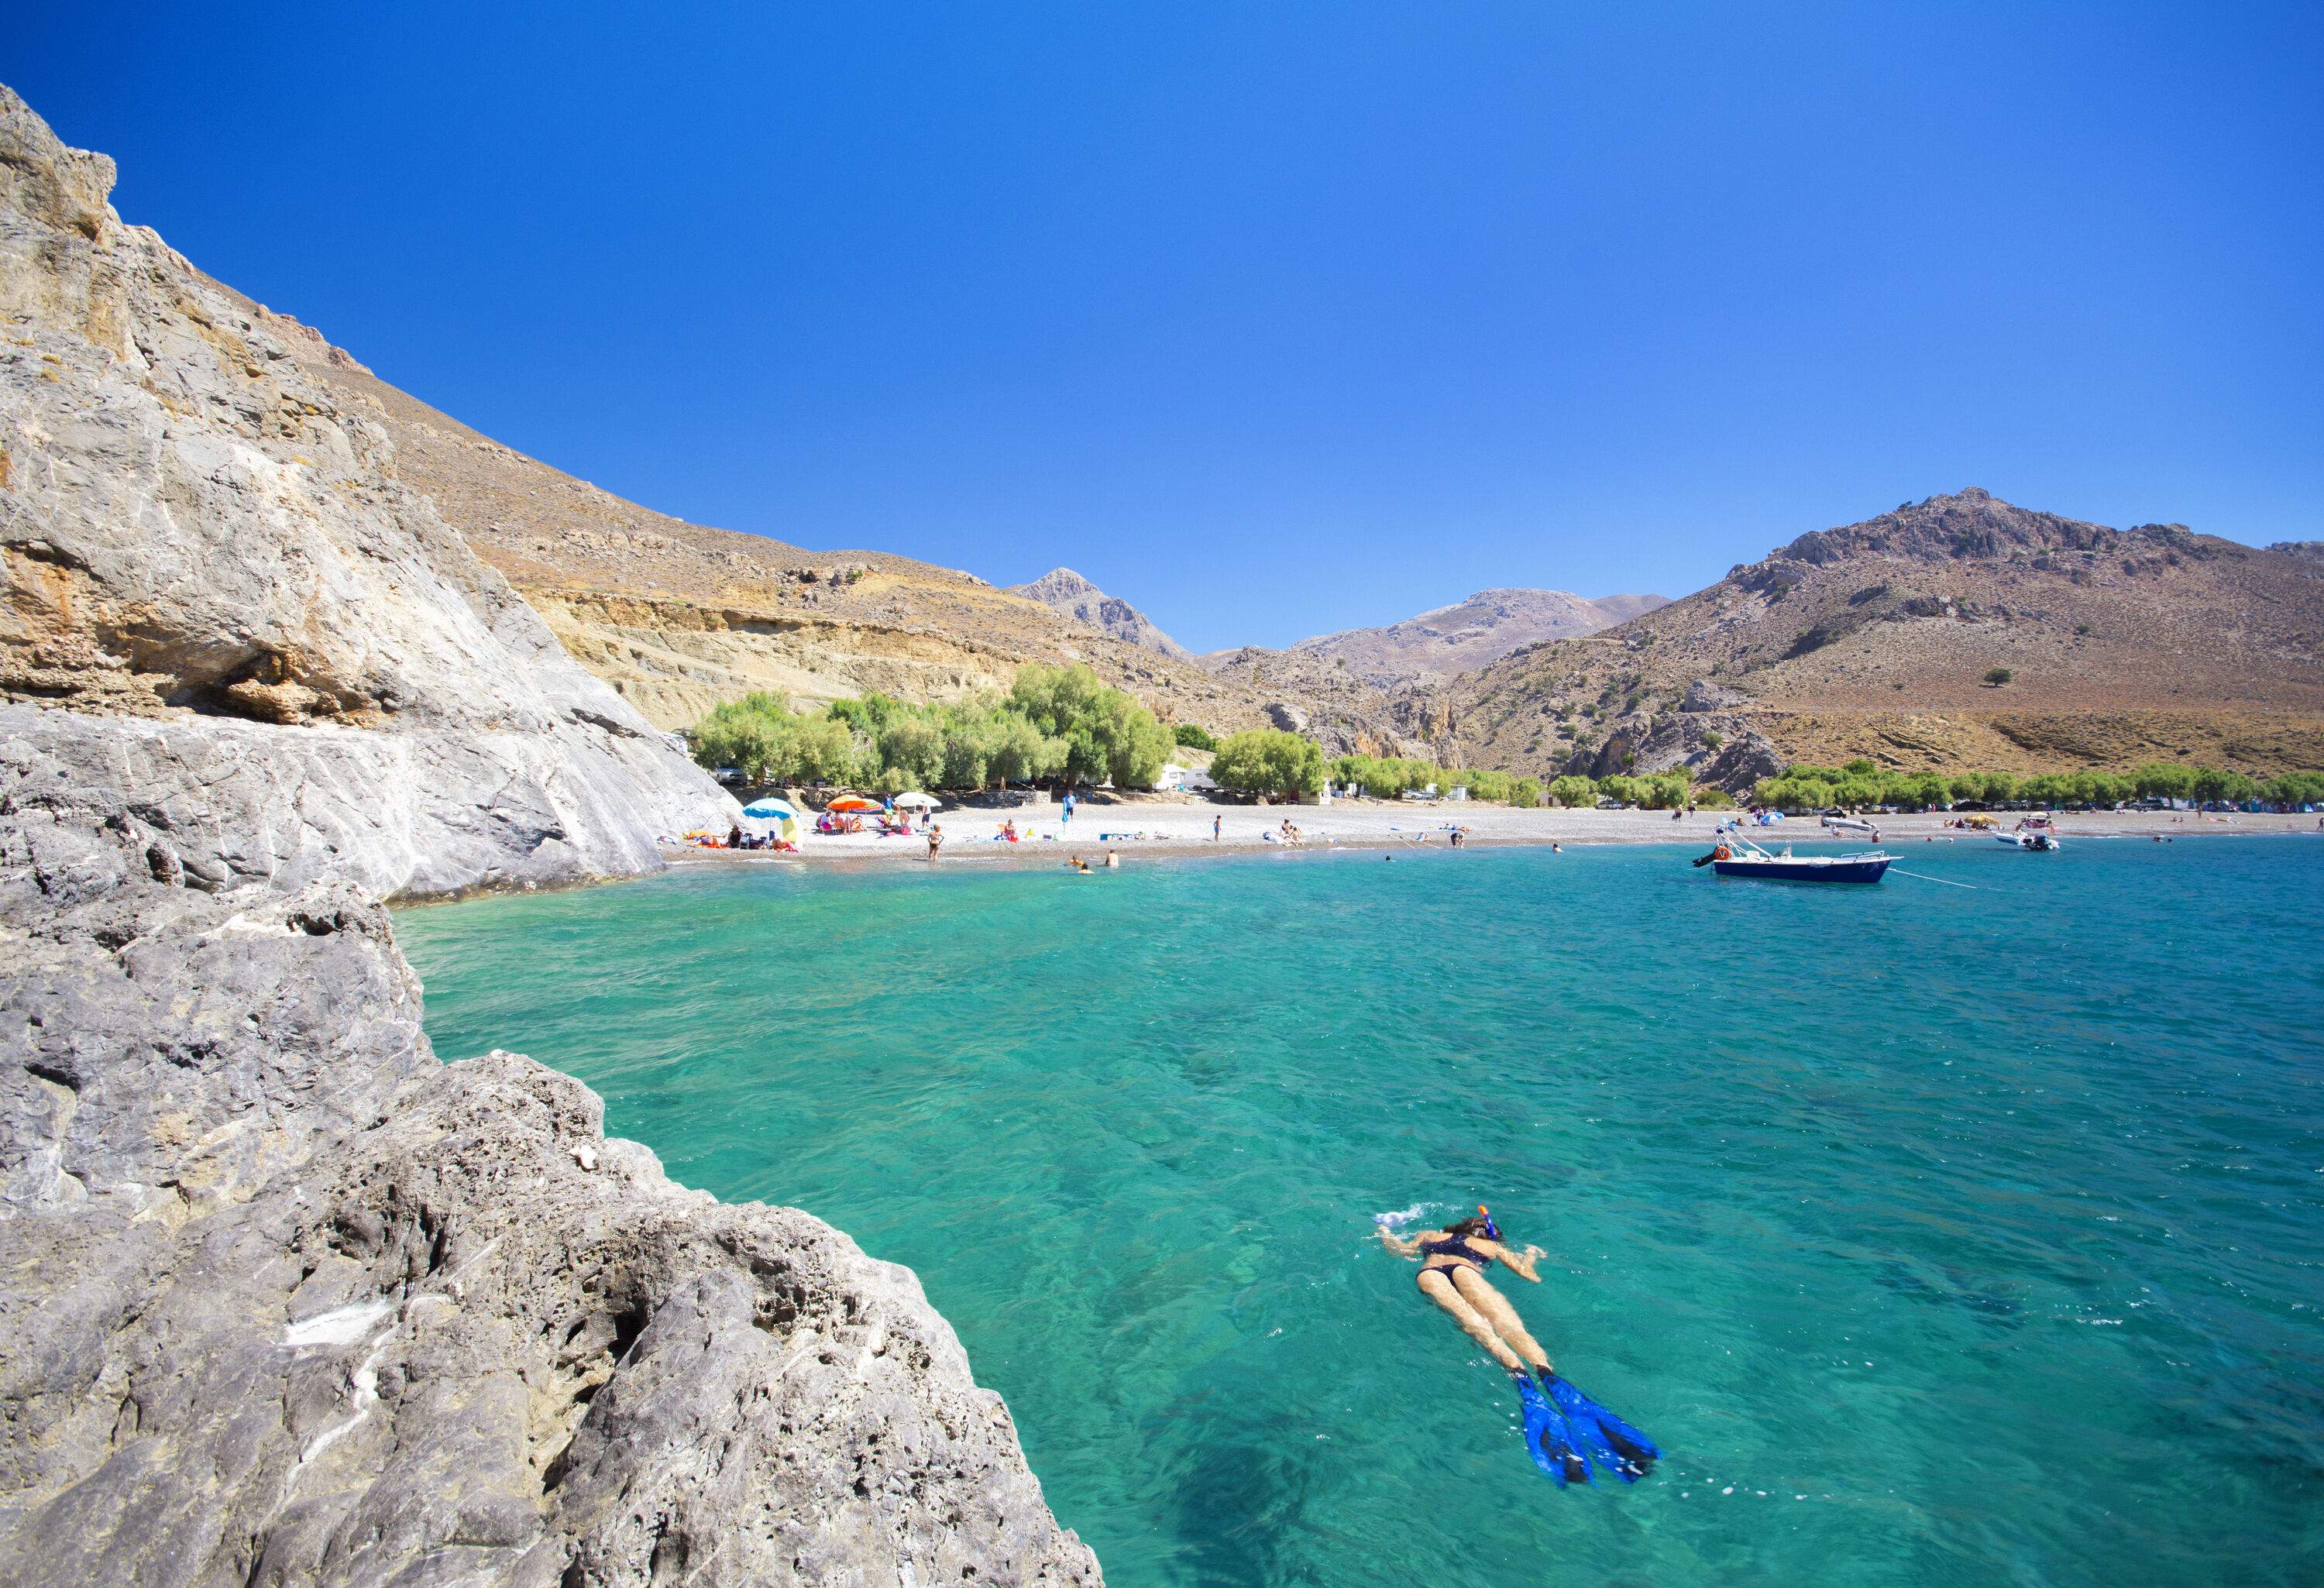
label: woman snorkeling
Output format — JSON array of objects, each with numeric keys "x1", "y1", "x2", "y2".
[{"x1": 1380, "y1": 1207, "x2": 1661, "y2": 1487}]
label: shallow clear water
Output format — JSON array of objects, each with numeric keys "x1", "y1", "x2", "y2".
[{"x1": 397, "y1": 839, "x2": 2324, "y2": 1588}]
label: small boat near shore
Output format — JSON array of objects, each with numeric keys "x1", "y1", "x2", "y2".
[
  {"x1": 1697, "y1": 834, "x2": 1892, "y2": 883},
  {"x1": 1996, "y1": 818, "x2": 2063, "y2": 851}
]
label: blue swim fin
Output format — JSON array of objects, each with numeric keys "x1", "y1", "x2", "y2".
[
  {"x1": 1540, "y1": 1370, "x2": 1660, "y2": 1482},
  {"x1": 1512, "y1": 1373, "x2": 1593, "y2": 1487}
]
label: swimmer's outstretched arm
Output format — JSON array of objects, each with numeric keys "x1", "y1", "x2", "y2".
[
  {"x1": 1376, "y1": 1228, "x2": 1428, "y2": 1258},
  {"x1": 1478, "y1": 1239, "x2": 1546, "y2": 1282}
]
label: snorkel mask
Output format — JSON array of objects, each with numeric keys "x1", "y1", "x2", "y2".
[{"x1": 1478, "y1": 1205, "x2": 1499, "y2": 1241}]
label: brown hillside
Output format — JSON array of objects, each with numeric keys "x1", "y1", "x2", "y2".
[
  {"x1": 212, "y1": 280, "x2": 1284, "y2": 735},
  {"x1": 1441, "y1": 488, "x2": 2324, "y2": 784}
]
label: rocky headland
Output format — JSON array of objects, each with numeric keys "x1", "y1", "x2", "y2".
[{"x1": 0, "y1": 84, "x2": 1098, "y2": 1587}]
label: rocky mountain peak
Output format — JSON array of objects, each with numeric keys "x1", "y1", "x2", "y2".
[
  {"x1": 1762, "y1": 487, "x2": 2226, "y2": 573},
  {"x1": 1009, "y1": 567, "x2": 1188, "y2": 657},
  {"x1": 1273, "y1": 586, "x2": 1669, "y2": 687}
]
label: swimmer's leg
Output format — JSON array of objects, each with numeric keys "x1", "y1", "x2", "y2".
[
  {"x1": 1451, "y1": 1267, "x2": 1552, "y2": 1373},
  {"x1": 1418, "y1": 1270, "x2": 1525, "y2": 1373}
]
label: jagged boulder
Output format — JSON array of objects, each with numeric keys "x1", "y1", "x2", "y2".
[
  {"x1": 0, "y1": 782, "x2": 1101, "y2": 1587},
  {"x1": 1563, "y1": 709, "x2": 1782, "y2": 792},
  {"x1": 1680, "y1": 679, "x2": 1745, "y2": 713}
]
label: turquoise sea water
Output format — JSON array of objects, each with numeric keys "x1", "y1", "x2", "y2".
[{"x1": 397, "y1": 839, "x2": 2324, "y2": 1588}]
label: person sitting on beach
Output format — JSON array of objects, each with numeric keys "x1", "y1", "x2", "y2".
[{"x1": 1002, "y1": 819, "x2": 1019, "y2": 842}]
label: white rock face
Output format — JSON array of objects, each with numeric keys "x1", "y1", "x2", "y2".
[{"x1": 0, "y1": 84, "x2": 734, "y2": 892}]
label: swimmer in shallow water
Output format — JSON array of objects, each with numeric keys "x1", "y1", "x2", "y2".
[
  {"x1": 1378, "y1": 1210, "x2": 1552, "y2": 1377},
  {"x1": 1380, "y1": 1208, "x2": 1660, "y2": 1486}
]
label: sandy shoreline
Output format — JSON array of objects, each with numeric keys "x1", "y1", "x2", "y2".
[{"x1": 663, "y1": 799, "x2": 2322, "y2": 871}]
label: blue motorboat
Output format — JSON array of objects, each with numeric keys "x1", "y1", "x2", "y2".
[{"x1": 1700, "y1": 834, "x2": 1890, "y2": 883}]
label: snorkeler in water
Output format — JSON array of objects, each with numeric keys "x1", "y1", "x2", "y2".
[{"x1": 1379, "y1": 1208, "x2": 1660, "y2": 1487}]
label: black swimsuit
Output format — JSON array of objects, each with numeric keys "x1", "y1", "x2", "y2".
[{"x1": 1417, "y1": 1235, "x2": 1494, "y2": 1289}]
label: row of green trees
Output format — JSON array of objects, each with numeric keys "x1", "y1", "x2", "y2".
[
  {"x1": 1750, "y1": 758, "x2": 2324, "y2": 813},
  {"x1": 688, "y1": 664, "x2": 1174, "y2": 794},
  {"x1": 1319, "y1": 754, "x2": 1550, "y2": 806},
  {"x1": 1580, "y1": 772, "x2": 1736, "y2": 810},
  {"x1": 1202, "y1": 748, "x2": 1738, "y2": 809}
]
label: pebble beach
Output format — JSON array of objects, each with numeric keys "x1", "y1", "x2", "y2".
[{"x1": 668, "y1": 798, "x2": 2319, "y2": 868}]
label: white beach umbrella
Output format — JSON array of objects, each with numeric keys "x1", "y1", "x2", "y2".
[{"x1": 891, "y1": 791, "x2": 939, "y2": 809}]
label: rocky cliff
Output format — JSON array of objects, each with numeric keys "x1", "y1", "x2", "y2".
[{"x1": 0, "y1": 84, "x2": 1098, "y2": 1588}]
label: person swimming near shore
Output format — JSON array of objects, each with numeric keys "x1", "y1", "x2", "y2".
[{"x1": 1379, "y1": 1208, "x2": 1659, "y2": 1488}]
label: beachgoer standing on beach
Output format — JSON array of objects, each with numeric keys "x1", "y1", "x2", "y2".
[
  {"x1": 1213, "y1": 813, "x2": 1222, "y2": 841},
  {"x1": 1062, "y1": 790, "x2": 1074, "y2": 825},
  {"x1": 927, "y1": 823, "x2": 943, "y2": 859}
]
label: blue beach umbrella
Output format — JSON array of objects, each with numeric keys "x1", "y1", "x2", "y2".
[{"x1": 741, "y1": 798, "x2": 799, "y2": 841}]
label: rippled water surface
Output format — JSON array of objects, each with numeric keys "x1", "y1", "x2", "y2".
[{"x1": 398, "y1": 838, "x2": 2324, "y2": 1588}]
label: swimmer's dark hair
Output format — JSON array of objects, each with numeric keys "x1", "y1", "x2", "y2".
[{"x1": 1442, "y1": 1214, "x2": 1493, "y2": 1239}]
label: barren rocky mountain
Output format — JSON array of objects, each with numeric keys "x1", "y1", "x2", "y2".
[
  {"x1": 1279, "y1": 586, "x2": 1668, "y2": 686},
  {"x1": 0, "y1": 83, "x2": 1098, "y2": 1588},
  {"x1": 224, "y1": 305, "x2": 1263, "y2": 739},
  {"x1": 1009, "y1": 567, "x2": 1189, "y2": 657},
  {"x1": 1197, "y1": 644, "x2": 1448, "y2": 759},
  {"x1": 1436, "y1": 488, "x2": 2324, "y2": 785}
]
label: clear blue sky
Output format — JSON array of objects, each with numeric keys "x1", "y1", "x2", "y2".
[{"x1": 15, "y1": 4, "x2": 2321, "y2": 650}]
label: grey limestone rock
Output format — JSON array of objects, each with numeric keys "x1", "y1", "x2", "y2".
[
  {"x1": 1679, "y1": 679, "x2": 1745, "y2": 713},
  {"x1": 0, "y1": 82, "x2": 735, "y2": 895},
  {"x1": 0, "y1": 83, "x2": 1100, "y2": 1587}
]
